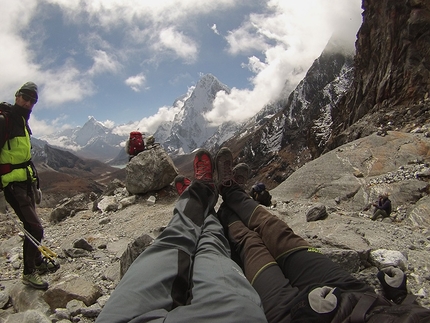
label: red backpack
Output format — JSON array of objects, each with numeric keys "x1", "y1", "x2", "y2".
[{"x1": 127, "y1": 131, "x2": 145, "y2": 156}]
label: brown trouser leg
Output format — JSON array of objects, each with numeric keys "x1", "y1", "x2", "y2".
[
  {"x1": 222, "y1": 186, "x2": 310, "y2": 260},
  {"x1": 227, "y1": 219, "x2": 277, "y2": 284},
  {"x1": 219, "y1": 204, "x2": 299, "y2": 323}
]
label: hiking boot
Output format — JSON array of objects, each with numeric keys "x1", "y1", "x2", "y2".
[
  {"x1": 174, "y1": 175, "x2": 191, "y2": 195},
  {"x1": 215, "y1": 147, "x2": 234, "y2": 192},
  {"x1": 233, "y1": 163, "x2": 251, "y2": 188},
  {"x1": 22, "y1": 272, "x2": 49, "y2": 290},
  {"x1": 194, "y1": 149, "x2": 214, "y2": 182},
  {"x1": 35, "y1": 260, "x2": 57, "y2": 274}
]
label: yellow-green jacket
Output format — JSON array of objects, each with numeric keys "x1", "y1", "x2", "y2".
[{"x1": 0, "y1": 104, "x2": 36, "y2": 188}]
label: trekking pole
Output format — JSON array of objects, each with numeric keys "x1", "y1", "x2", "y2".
[{"x1": 5, "y1": 207, "x2": 59, "y2": 265}]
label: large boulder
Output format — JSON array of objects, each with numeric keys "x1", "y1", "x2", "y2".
[
  {"x1": 125, "y1": 145, "x2": 178, "y2": 194},
  {"x1": 43, "y1": 275, "x2": 102, "y2": 311},
  {"x1": 271, "y1": 131, "x2": 430, "y2": 217}
]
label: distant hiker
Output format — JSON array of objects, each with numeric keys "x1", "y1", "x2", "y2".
[
  {"x1": 0, "y1": 82, "x2": 54, "y2": 290},
  {"x1": 126, "y1": 131, "x2": 145, "y2": 161},
  {"x1": 250, "y1": 182, "x2": 272, "y2": 207},
  {"x1": 146, "y1": 135, "x2": 155, "y2": 147},
  {"x1": 371, "y1": 193, "x2": 392, "y2": 221}
]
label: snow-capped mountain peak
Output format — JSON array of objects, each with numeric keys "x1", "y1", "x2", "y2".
[{"x1": 161, "y1": 74, "x2": 231, "y2": 155}]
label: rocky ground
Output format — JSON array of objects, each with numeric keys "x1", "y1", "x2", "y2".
[
  {"x1": 0, "y1": 131, "x2": 429, "y2": 322},
  {"x1": 0, "y1": 189, "x2": 178, "y2": 323}
]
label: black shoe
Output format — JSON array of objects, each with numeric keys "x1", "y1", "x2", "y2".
[{"x1": 233, "y1": 163, "x2": 251, "y2": 188}]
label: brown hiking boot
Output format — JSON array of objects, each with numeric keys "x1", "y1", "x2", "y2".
[
  {"x1": 233, "y1": 163, "x2": 251, "y2": 188},
  {"x1": 215, "y1": 147, "x2": 234, "y2": 192}
]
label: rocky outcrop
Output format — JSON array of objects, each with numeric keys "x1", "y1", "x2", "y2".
[
  {"x1": 270, "y1": 131, "x2": 430, "y2": 218},
  {"x1": 224, "y1": 37, "x2": 355, "y2": 189},
  {"x1": 125, "y1": 145, "x2": 178, "y2": 194},
  {"x1": 327, "y1": 0, "x2": 430, "y2": 149},
  {"x1": 43, "y1": 276, "x2": 102, "y2": 310}
]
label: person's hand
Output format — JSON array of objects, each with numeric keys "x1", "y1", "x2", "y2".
[
  {"x1": 35, "y1": 188, "x2": 42, "y2": 205},
  {"x1": 32, "y1": 182, "x2": 42, "y2": 204},
  {"x1": 377, "y1": 266, "x2": 407, "y2": 304}
]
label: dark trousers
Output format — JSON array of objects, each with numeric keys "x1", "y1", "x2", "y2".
[
  {"x1": 220, "y1": 187, "x2": 373, "y2": 323},
  {"x1": 4, "y1": 181, "x2": 43, "y2": 274},
  {"x1": 371, "y1": 209, "x2": 388, "y2": 220}
]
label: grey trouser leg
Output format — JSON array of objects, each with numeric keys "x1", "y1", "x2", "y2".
[
  {"x1": 96, "y1": 181, "x2": 266, "y2": 323},
  {"x1": 162, "y1": 214, "x2": 267, "y2": 323}
]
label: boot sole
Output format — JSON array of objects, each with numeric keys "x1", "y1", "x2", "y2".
[{"x1": 22, "y1": 279, "x2": 49, "y2": 290}]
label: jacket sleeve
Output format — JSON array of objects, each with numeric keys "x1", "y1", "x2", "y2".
[{"x1": 381, "y1": 200, "x2": 391, "y2": 212}]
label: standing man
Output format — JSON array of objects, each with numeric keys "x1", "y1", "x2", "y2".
[{"x1": 0, "y1": 82, "x2": 51, "y2": 289}]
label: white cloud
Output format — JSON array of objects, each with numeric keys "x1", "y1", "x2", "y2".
[
  {"x1": 225, "y1": 23, "x2": 269, "y2": 55},
  {"x1": 41, "y1": 60, "x2": 95, "y2": 106},
  {"x1": 100, "y1": 119, "x2": 115, "y2": 129},
  {"x1": 112, "y1": 85, "x2": 193, "y2": 136},
  {"x1": 88, "y1": 50, "x2": 121, "y2": 76},
  {"x1": 206, "y1": 0, "x2": 362, "y2": 125},
  {"x1": 50, "y1": 0, "x2": 237, "y2": 26},
  {"x1": 154, "y1": 27, "x2": 199, "y2": 63},
  {"x1": 211, "y1": 24, "x2": 220, "y2": 35},
  {"x1": 113, "y1": 104, "x2": 182, "y2": 136},
  {"x1": 31, "y1": 114, "x2": 73, "y2": 137},
  {"x1": 1, "y1": 0, "x2": 363, "y2": 135},
  {"x1": 125, "y1": 74, "x2": 147, "y2": 92}
]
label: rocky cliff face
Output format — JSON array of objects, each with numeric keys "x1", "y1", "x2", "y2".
[
  {"x1": 224, "y1": 0, "x2": 430, "y2": 190},
  {"x1": 225, "y1": 40, "x2": 355, "y2": 189},
  {"x1": 327, "y1": 0, "x2": 430, "y2": 149}
]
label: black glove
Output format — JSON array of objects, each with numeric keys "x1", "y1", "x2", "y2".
[
  {"x1": 291, "y1": 286, "x2": 341, "y2": 322},
  {"x1": 377, "y1": 266, "x2": 407, "y2": 304}
]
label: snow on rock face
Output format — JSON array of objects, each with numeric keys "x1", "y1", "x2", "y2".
[{"x1": 160, "y1": 74, "x2": 231, "y2": 155}]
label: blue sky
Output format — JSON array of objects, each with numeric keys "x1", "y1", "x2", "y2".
[{"x1": 1, "y1": 0, "x2": 362, "y2": 138}]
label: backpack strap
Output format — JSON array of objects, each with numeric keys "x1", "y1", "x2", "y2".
[
  {"x1": 401, "y1": 294, "x2": 417, "y2": 305},
  {"x1": 0, "y1": 160, "x2": 32, "y2": 176},
  {"x1": 350, "y1": 292, "x2": 378, "y2": 323},
  {"x1": 0, "y1": 102, "x2": 12, "y2": 150}
]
